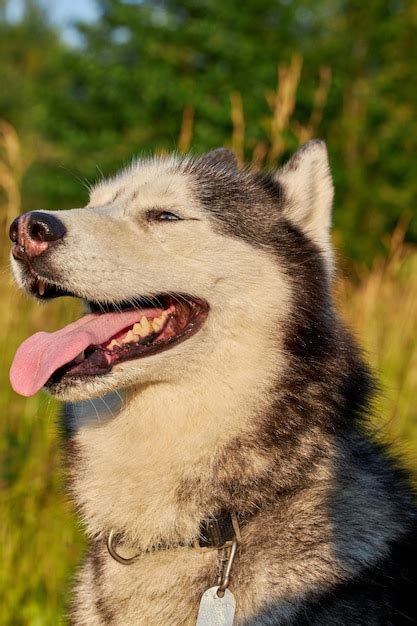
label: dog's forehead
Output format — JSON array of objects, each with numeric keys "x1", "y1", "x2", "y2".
[{"x1": 89, "y1": 156, "x2": 196, "y2": 210}]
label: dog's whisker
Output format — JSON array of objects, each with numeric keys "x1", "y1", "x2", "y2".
[
  {"x1": 113, "y1": 389, "x2": 125, "y2": 410},
  {"x1": 88, "y1": 399, "x2": 102, "y2": 424},
  {"x1": 98, "y1": 395, "x2": 116, "y2": 420}
]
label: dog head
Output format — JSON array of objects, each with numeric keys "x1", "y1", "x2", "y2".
[{"x1": 9, "y1": 140, "x2": 333, "y2": 401}]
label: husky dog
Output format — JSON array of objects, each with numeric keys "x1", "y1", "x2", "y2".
[{"x1": 9, "y1": 141, "x2": 417, "y2": 625}]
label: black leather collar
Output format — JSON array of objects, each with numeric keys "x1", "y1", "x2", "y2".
[{"x1": 107, "y1": 510, "x2": 245, "y2": 564}]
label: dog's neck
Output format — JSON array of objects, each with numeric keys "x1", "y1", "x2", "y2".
[{"x1": 65, "y1": 333, "x2": 283, "y2": 550}]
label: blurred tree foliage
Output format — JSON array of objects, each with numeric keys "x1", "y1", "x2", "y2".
[{"x1": 0, "y1": 0, "x2": 416, "y2": 262}]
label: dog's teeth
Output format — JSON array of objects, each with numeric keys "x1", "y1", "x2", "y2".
[
  {"x1": 74, "y1": 351, "x2": 85, "y2": 364},
  {"x1": 38, "y1": 279, "x2": 46, "y2": 296},
  {"x1": 152, "y1": 316, "x2": 164, "y2": 332},
  {"x1": 122, "y1": 330, "x2": 136, "y2": 344},
  {"x1": 107, "y1": 339, "x2": 120, "y2": 351},
  {"x1": 141, "y1": 317, "x2": 153, "y2": 334},
  {"x1": 133, "y1": 317, "x2": 152, "y2": 337},
  {"x1": 132, "y1": 323, "x2": 142, "y2": 336}
]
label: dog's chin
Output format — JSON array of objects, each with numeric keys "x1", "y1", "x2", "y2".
[
  {"x1": 44, "y1": 354, "x2": 178, "y2": 401},
  {"x1": 45, "y1": 370, "x2": 121, "y2": 401},
  {"x1": 44, "y1": 336, "x2": 204, "y2": 401},
  {"x1": 44, "y1": 362, "x2": 150, "y2": 401}
]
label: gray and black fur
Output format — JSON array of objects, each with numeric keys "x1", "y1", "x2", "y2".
[{"x1": 180, "y1": 148, "x2": 417, "y2": 623}]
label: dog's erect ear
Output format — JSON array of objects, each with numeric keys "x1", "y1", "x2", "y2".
[
  {"x1": 200, "y1": 147, "x2": 239, "y2": 172},
  {"x1": 275, "y1": 140, "x2": 334, "y2": 268}
]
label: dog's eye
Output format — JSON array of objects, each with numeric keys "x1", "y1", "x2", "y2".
[{"x1": 146, "y1": 210, "x2": 182, "y2": 222}]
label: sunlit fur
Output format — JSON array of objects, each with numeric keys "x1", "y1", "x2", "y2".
[{"x1": 12, "y1": 142, "x2": 417, "y2": 624}]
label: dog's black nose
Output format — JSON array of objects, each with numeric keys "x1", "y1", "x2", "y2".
[
  {"x1": 9, "y1": 211, "x2": 66, "y2": 260},
  {"x1": 26, "y1": 212, "x2": 66, "y2": 242}
]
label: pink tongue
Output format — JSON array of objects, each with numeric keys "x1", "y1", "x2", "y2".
[{"x1": 10, "y1": 309, "x2": 160, "y2": 397}]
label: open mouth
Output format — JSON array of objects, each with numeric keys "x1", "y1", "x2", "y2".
[{"x1": 10, "y1": 277, "x2": 209, "y2": 397}]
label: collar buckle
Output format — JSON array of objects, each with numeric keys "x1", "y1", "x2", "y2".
[{"x1": 197, "y1": 511, "x2": 242, "y2": 550}]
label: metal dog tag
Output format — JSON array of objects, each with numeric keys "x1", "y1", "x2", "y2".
[{"x1": 196, "y1": 586, "x2": 236, "y2": 626}]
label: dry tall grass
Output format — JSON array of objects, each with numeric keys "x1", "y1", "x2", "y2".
[
  {"x1": 337, "y1": 234, "x2": 417, "y2": 466},
  {"x1": 1, "y1": 103, "x2": 416, "y2": 623}
]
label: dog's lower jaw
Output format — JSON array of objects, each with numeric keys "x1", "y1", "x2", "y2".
[
  {"x1": 47, "y1": 369, "x2": 129, "y2": 401},
  {"x1": 47, "y1": 354, "x2": 179, "y2": 401}
]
